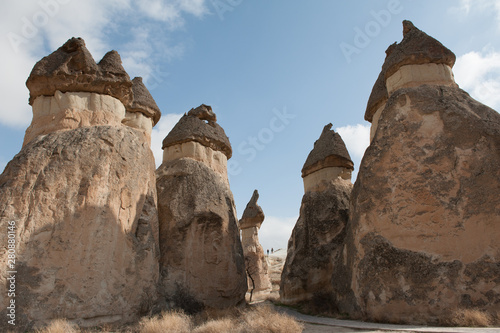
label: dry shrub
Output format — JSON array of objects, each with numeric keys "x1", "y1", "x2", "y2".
[
  {"x1": 36, "y1": 319, "x2": 79, "y2": 333},
  {"x1": 450, "y1": 308, "x2": 492, "y2": 327},
  {"x1": 139, "y1": 311, "x2": 192, "y2": 333},
  {"x1": 192, "y1": 318, "x2": 236, "y2": 333},
  {"x1": 238, "y1": 305, "x2": 303, "y2": 333}
]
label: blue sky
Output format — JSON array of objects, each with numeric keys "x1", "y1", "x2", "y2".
[{"x1": 1, "y1": 0, "x2": 500, "y2": 251}]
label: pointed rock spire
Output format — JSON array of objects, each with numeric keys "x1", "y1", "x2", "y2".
[
  {"x1": 26, "y1": 37, "x2": 132, "y2": 106},
  {"x1": 127, "y1": 77, "x2": 161, "y2": 125},
  {"x1": 365, "y1": 20, "x2": 456, "y2": 122},
  {"x1": 162, "y1": 104, "x2": 232, "y2": 158},
  {"x1": 240, "y1": 190, "x2": 265, "y2": 229},
  {"x1": 301, "y1": 124, "x2": 353, "y2": 178}
]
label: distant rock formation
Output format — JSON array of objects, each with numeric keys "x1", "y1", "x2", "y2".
[
  {"x1": 280, "y1": 124, "x2": 353, "y2": 309},
  {"x1": 345, "y1": 20, "x2": 500, "y2": 324},
  {"x1": 239, "y1": 190, "x2": 272, "y2": 298},
  {"x1": 0, "y1": 37, "x2": 160, "y2": 330},
  {"x1": 156, "y1": 105, "x2": 247, "y2": 312}
]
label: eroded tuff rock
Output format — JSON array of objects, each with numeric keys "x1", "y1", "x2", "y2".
[
  {"x1": 280, "y1": 125, "x2": 353, "y2": 309},
  {"x1": 365, "y1": 20, "x2": 456, "y2": 123},
  {"x1": 0, "y1": 127, "x2": 160, "y2": 330},
  {"x1": 23, "y1": 38, "x2": 160, "y2": 147},
  {"x1": 125, "y1": 77, "x2": 161, "y2": 126},
  {"x1": 240, "y1": 190, "x2": 272, "y2": 297},
  {"x1": 26, "y1": 37, "x2": 132, "y2": 106},
  {"x1": 157, "y1": 105, "x2": 246, "y2": 311},
  {"x1": 344, "y1": 21, "x2": 500, "y2": 324},
  {"x1": 0, "y1": 38, "x2": 161, "y2": 330},
  {"x1": 162, "y1": 104, "x2": 232, "y2": 159}
]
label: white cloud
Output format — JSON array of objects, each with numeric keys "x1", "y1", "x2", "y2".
[
  {"x1": 258, "y1": 216, "x2": 297, "y2": 253},
  {"x1": 454, "y1": 48, "x2": 500, "y2": 110},
  {"x1": 0, "y1": 0, "x2": 207, "y2": 128},
  {"x1": 454, "y1": 0, "x2": 500, "y2": 28},
  {"x1": 336, "y1": 124, "x2": 370, "y2": 165},
  {"x1": 151, "y1": 113, "x2": 183, "y2": 167}
]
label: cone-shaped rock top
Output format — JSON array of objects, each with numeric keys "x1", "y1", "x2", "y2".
[
  {"x1": 365, "y1": 20, "x2": 456, "y2": 122},
  {"x1": 26, "y1": 37, "x2": 132, "y2": 106},
  {"x1": 162, "y1": 104, "x2": 232, "y2": 158},
  {"x1": 240, "y1": 190, "x2": 265, "y2": 229},
  {"x1": 128, "y1": 77, "x2": 162, "y2": 125},
  {"x1": 301, "y1": 124, "x2": 353, "y2": 178}
]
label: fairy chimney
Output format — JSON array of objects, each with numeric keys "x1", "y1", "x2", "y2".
[
  {"x1": 344, "y1": 20, "x2": 500, "y2": 324},
  {"x1": 239, "y1": 190, "x2": 272, "y2": 297},
  {"x1": 156, "y1": 105, "x2": 246, "y2": 311},
  {"x1": 0, "y1": 37, "x2": 160, "y2": 330},
  {"x1": 301, "y1": 123, "x2": 354, "y2": 192},
  {"x1": 280, "y1": 124, "x2": 353, "y2": 308}
]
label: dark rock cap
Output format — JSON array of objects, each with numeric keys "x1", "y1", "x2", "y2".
[
  {"x1": 301, "y1": 124, "x2": 353, "y2": 178},
  {"x1": 162, "y1": 104, "x2": 232, "y2": 158},
  {"x1": 26, "y1": 37, "x2": 132, "y2": 106},
  {"x1": 240, "y1": 190, "x2": 265, "y2": 229},
  {"x1": 127, "y1": 77, "x2": 161, "y2": 125},
  {"x1": 365, "y1": 20, "x2": 456, "y2": 122}
]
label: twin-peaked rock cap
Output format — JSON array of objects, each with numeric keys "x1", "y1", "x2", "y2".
[
  {"x1": 365, "y1": 20, "x2": 456, "y2": 122},
  {"x1": 26, "y1": 37, "x2": 133, "y2": 106},
  {"x1": 301, "y1": 123, "x2": 353, "y2": 178},
  {"x1": 128, "y1": 77, "x2": 162, "y2": 125},
  {"x1": 162, "y1": 104, "x2": 232, "y2": 158},
  {"x1": 240, "y1": 190, "x2": 265, "y2": 230}
]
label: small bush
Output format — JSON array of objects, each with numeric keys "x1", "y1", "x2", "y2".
[
  {"x1": 238, "y1": 305, "x2": 303, "y2": 333},
  {"x1": 139, "y1": 311, "x2": 192, "y2": 333},
  {"x1": 36, "y1": 319, "x2": 79, "y2": 333},
  {"x1": 192, "y1": 318, "x2": 236, "y2": 333},
  {"x1": 450, "y1": 308, "x2": 492, "y2": 327}
]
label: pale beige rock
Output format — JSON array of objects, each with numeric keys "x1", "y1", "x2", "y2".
[
  {"x1": 240, "y1": 190, "x2": 272, "y2": 297},
  {"x1": 303, "y1": 166, "x2": 352, "y2": 193},
  {"x1": 385, "y1": 63, "x2": 456, "y2": 95},
  {"x1": 24, "y1": 91, "x2": 126, "y2": 146},
  {"x1": 156, "y1": 106, "x2": 246, "y2": 311},
  {"x1": 163, "y1": 141, "x2": 228, "y2": 180},
  {"x1": 341, "y1": 21, "x2": 500, "y2": 325},
  {"x1": 0, "y1": 126, "x2": 160, "y2": 330}
]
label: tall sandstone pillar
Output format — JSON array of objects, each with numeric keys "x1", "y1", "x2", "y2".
[
  {"x1": 156, "y1": 105, "x2": 247, "y2": 312},
  {"x1": 280, "y1": 124, "x2": 353, "y2": 310},
  {"x1": 345, "y1": 21, "x2": 500, "y2": 324},
  {"x1": 0, "y1": 38, "x2": 161, "y2": 330},
  {"x1": 239, "y1": 190, "x2": 272, "y2": 298}
]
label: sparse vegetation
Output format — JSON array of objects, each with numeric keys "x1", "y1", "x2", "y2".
[
  {"x1": 138, "y1": 310, "x2": 192, "y2": 333},
  {"x1": 35, "y1": 305, "x2": 303, "y2": 333},
  {"x1": 449, "y1": 308, "x2": 492, "y2": 327},
  {"x1": 36, "y1": 319, "x2": 78, "y2": 333}
]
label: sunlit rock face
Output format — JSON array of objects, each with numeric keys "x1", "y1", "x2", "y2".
[
  {"x1": 0, "y1": 37, "x2": 161, "y2": 330},
  {"x1": 240, "y1": 190, "x2": 272, "y2": 297},
  {"x1": 344, "y1": 20, "x2": 500, "y2": 325},
  {"x1": 280, "y1": 124, "x2": 353, "y2": 310},
  {"x1": 156, "y1": 105, "x2": 247, "y2": 312}
]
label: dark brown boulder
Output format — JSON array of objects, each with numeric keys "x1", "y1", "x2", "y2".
[{"x1": 26, "y1": 37, "x2": 132, "y2": 106}]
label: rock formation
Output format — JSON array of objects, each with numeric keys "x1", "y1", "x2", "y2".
[
  {"x1": 156, "y1": 105, "x2": 247, "y2": 312},
  {"x1": 280, "y1": 124, "x2": 353, "y2": 310},
  {"x1": 0, "y1": 37, "x2": 160, "y2": 330},
  {"x1": 239, "y1": 190, "x2": 272, "y2": 298},
  {"x1": 344, "y1": 21, "x2": 500, "y2": 324}
]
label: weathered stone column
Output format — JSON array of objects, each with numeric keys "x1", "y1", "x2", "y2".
[
  {"x1": 156, "y1": 104, "x2": 247, "y2": 312},
  {"x1": 240, "y1": 190, "x2": 272, "y2": 298},
  {"x1": 280, "y1": 123, "x2": 353, "y2": 311},
  {"x1": 0, "y1": 37, "x2": 161, "y2": 330},
  {"x1": 346, "y1": 20, "x2": 500, "y2": 324}
]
